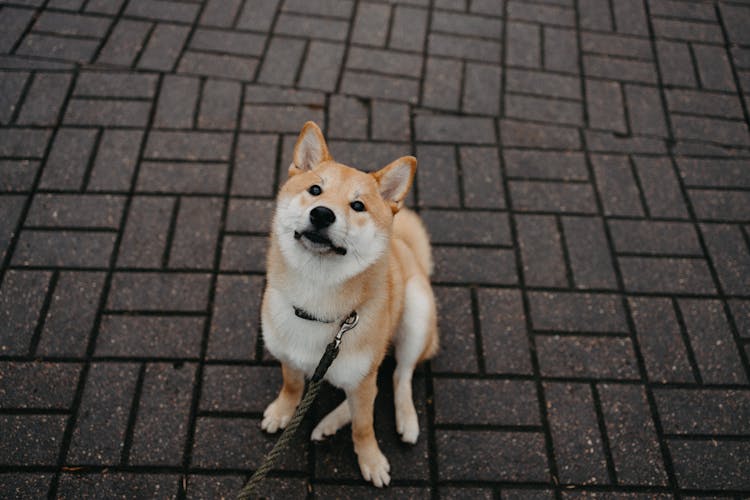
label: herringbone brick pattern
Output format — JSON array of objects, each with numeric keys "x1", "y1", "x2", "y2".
[{"x1": 1, "y1": 0, "x2": 749, "y2": 497}]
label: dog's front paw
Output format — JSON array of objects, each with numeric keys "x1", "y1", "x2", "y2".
[
  {"x1": 261, "y1": 397, "x2": 296, "y2": 434},
  {"x1": 357, "y1": 446, "x2": 391, "y2": 488},
  {"x1": 396, "y1": 403, "x2": 419, "y2": 444}
]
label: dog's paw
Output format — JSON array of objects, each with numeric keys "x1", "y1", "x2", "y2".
[
  {"x1": 261, "y1": 398, "x2": 296, "y2": 434},
  {"x1": 311, "y1": 402, "x2": 351, "y2": 441},
  {"x1": 357, "y1": 447, "x2": 391, "y2": 488},
  {"x1": 396, "y1": 402, "x2": 419, "y2": 444}
]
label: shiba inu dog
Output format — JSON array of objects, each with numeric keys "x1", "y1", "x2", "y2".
[{"x1": 260, "y1": 122, "x2": 439, "y2": 487}]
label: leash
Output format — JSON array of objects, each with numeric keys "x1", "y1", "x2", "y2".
[{"x1": 236, "y1": 311, "x2": 359, "y2": 499}]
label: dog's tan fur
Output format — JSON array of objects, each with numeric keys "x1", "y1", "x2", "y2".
[{"x1": 260, "y1": 122, "x2": 438, "y2": 486}]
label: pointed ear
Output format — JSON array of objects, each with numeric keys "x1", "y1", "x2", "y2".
[
  {"x1": 372, "y1": 156, "x2": 416, "y2": 213},
  {"x1": 289, "y1": 121, "x2": 331, "y2": 176}
]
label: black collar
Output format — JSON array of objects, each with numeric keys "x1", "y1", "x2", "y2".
[{"x1": 294, "y1": 306, "x2": 352, "y2": 324}]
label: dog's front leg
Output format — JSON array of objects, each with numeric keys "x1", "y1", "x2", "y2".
[
  {"x1": 261, "y1": 363, "x2": 304, "y2": 433},
  {"x1": 347, "y1": 371, "x2": 391, "y2": 487}
]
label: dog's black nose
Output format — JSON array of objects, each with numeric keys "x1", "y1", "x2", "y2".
[{"x1": 310, "y1": 206, "x2": 336, "y2": 229}]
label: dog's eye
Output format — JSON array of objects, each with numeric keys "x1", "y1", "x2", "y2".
[
  {"x1": 350, "y1": 201, "x2": 366, "y2": 212},
  {"x1": 308, "y1": 185, "x2": 322, "y2": 196}
]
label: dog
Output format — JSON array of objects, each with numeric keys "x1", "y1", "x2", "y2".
[{"x1": 260, "y1": 121, "x2": 439, "y2": 487}]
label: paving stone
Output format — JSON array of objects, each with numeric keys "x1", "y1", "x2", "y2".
[
  {"x1": 507, "y1": 69, "x2": 580, "y2": 101},
  {"x1": 628, "y1": 297, "x2": 696, "y2": 384},
  {"x1": 507, "y1": 22, "x2": 540, "y2": 68},
  {"x1": 632, "y1": 156, "x2": 688, "y2": 219},
  {"x1": 232, "y1": 134, "x2": 278, "y2": 197},
  {"x1": 693, "y1": 44, "x2": 736, "y2": 92},
  {"x1": 226, "y1": 199, "x2": 274, "y2": 233},
  {"x1": 200, "y1": 365, "x2": 277, "y2": 412},
  {"x1": 236, "y1": 0, "x2": 278, "y2": 31},
  {"x1": 460, "y1": 146, "x2": 505, "y2": 209},
  {"x1": 586, "y1": 80, "x2": 626, "y2": 133},
  {"x1": 219, "y1": 235, "x2": 267, "y2": 272},
  {"x1": 0, "y1": 362, "x2": 80, "y2": 408},
  {"x1": 544, "y1": 26, "x2": 579, "y2": 74},
  {"x1": 415, "y1": 113, "x2": 495, "y2": 143},
  {"x1": 138, "y1": 162, "x2": 227, "y2": 194},
  {"x1": 441, "y1": 487, "x2": 494, "y2": 499},
  {"x1": 652, "y1": 18, "x2": 722, "y2": 43},
  {"x1": 504, "y1": 150, "x2": 587, "y2": 181},
  {"x1": 138, "y1": 23, "x2": 190, "y2": 71},
  {"x1": 416, "y1": 145, "x2": 460, "y2": 208},
  {"x1": 0, "y1": 7, "x2": 35, "y2": 53},
  {"x1": 609, "y1": 220, "x2": 701, "y2": 256},
  {"x1": 656, "y1": 40, "x2": 697, "y2": 88},
  {"x1": 582, "y1": 32, "x2": 652, "y2": 60},
  {"x1": 509, "y1": 181, "x2": 597, "y2": 214},
  {"x1": 584, "y1": 131, "x2": 666, "y2": 154},
  {"x1": 678, "y1": 299, "x2": 747, "y2": 385},
  {"x1": 190, "y1": 28, "x2": 265, "y2": 57},
  {"x1": 421, "y1": 210, "x2": 510, "y2": 245},
  {"x1": 97, "y1": 316, "x2": 203, "y2": 358},
  {"x1": 57, "y1": 473, "x2": 180, "y2": 498},
  {"x1": 432, "y1": 10, "x2": 502, "y2": 38},
  {"x1": 477, "y1": 288, "x2": 533, "y2": 374},
  {"x1": 719, "y1": 3, "x2": 750, "y2": 45},
  {"x1": 516, "y1": 214, "x2": 567, "y2": 287},
  {"x1": 13, "y1": 230, "x2": 116, "y2": 268},
  {"x1": 433, "y1": 246, "x2": 517, "y2": 284},
  {"x1": 528, "y1": 292, "x2": 627, "y2": 333},
  {"x1": 348, "y1": 46, "x2": 423, "y2": 79},
  {"x1": 0, "y1": 415, "x2": 66, "y2": 465},
  {"x1": 0, "y1": 195, "x2": 25, "y2": 262},
  {"x1": 108, "y1": 273, "x2": 211, "y2": 311},
  {"x1": 728, "y1": 299, "x2": 750, "y2": 338},
  {"x1": 667, "y1": 89, "x2": 744, "y2": 119},
  {"x1": 199, "y1": 0, "x2": 242, "y2": 27},
  {"x1": 351, "y1": 2, "x2": 390, "y2": 46},
  {"x1": 275, "y1": 12, "x2": 348, "y2": 41},
  {"x1": 0, "y1": 161, "x2": 39, "y2": 191},
  {"x1": 0, "y1": 474, "x2": 52, "y2": 499},
  {"x1": 669, "y1": 440, "x2": 750, "y2": 490},
  {"x1": 67, "y1": 362, "x2": 139, "y2": 464},
  {"x1": 584, "y1": 55, "x2": 657, "y2": 84},
  {"x1": 389, "y1": 5, "x2": 428, "y2": 52},
  {"x1": 129, "y1": 362, "x2": 196, "y2": 465},
  {"x1": 619, "y1": 257, "x2": 716, "y2": 294},
  {"x1": 154, "y1": 75, "x2": 200, "y2": 128},
  {"x1": 591, "y1": 154, "x2": 644, "y2": 216},
  {"x1": 544, "y1": 382, "x2": 609, "y2": 484},
  {"x1": 16, "y1": 73, "x2": 72, "y2": 126},
  {"x1": 88, "y1": 130, "x2": 144, "y2": 191},
  {"x1": 97, "y1": 19, "x2": 152, "y2": 67},
  {"x1": 504, "y1": 489, "x2": 556, "y2": 500},
  {"x1": 0, "y1": 271, "x2": 48, "y2": 353},
  {"x1": 422, "y1": 57, "x2": 462, "y2": 111},
  {"x1": 17, "y1": 34, "x2": 98, "y2": 63},
  {"x1": 500, "y1": 119, "x2": 581, "y2": 149},
  {"x1": 242, "y1": 104, "x2": 325, "y2": 133},
  {"x1": 429, "y1": 33, "x2": 501, "y2": 63},
  {"x1": 371, "y1": 100, "x2": 410, "y2": 141},
  {"x1": 562, "y1": 216, "x2": 617, "y2": 290},
  {"x1": 689, "y1": 189, "x2": 750, "y2": 222},
  {"x1": 179, "y1": 51, "x2": 259, "y2": 80},
  {"x1": 27, "y1": 194, "x2": 125, "y2": 229},
  {"x1": 126, "y1": 0, "x2": 199, "y2": 22},
  {"x1": 330, "y1": 141, "x2": 412, "y2": 172},
  {"x1": 506, "y1": 94, "x2": 583, "y2": 126},
  {"x1": 168, "y1": 197, "x2": 223, "y2": 269},
  {"x1": 437, "y1": 430, "x2": 548, "y2": 481},
  {"x1": 432, "y1": 286, "x2": 478, "y2": 372},
  {"x1": 341, "y1": 70, "x2": 419, "y2": 103},
  {"x1": 508, "y1": 0, "x2": 575, "y2": 26},
  {"x1": 75, "y1": 72, "x2": 157, "y2": 98},
  {"x1": 328, "y1": 95, "x2": 368, "y2": 139},
  {"x1": 206, "y1": 275, "x2": 263, "y2": 360},
  {"x1": 0, "y1": 71, "x2": 29, "y2": 125},
  {"x1": 64, "y1": 99, "x2": 151, "y2": 127},
  {"x1": 187, "y1": 476, "x2": 305, "y2": 500},
  {"x1": 197, "y1": 79, "x2": 241, "y2": 130},
  {"x1": 598, "y1": 384, "x2": 667, "y2": 485},
  {"x1": 257, "y1": 37, "x2": 306, "y2": 86},
  {"x1": 462, "y1": 62, "x2": 501, "y2": 115},
  {"x1": 700, "y1": 224, "x2": 750, "y2": 295},
  {"x1": 117, "y1": 196, "x2": 173, "y2": 268},
  {"x1": 145, "y1": 131, "x2": 232, "y2": 162},
  {"x1": 656, "y1": 388, "x2": 750, "y2": 435}
]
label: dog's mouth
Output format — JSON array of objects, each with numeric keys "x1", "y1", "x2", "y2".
[{"x1": 294, "y1": 230, "x2": 347, "y2": 255}]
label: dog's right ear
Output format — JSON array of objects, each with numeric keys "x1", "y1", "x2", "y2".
[{"x1": 290, "y1": 121, "x2": 331, "y2": 176}]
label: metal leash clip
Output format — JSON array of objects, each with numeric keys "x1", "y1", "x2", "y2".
[
  {"x1": 334, "y1": 311, "x2": 359, "y2": 349},
  {"x1": 312, "y1": 311, "x2": 359, "y2": 382}
]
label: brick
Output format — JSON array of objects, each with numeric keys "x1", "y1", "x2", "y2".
[
  {"x1": 108, "y1": 273, "x2": 211, "y2": 311},
  {"x1": 580, "y1": 0, "x2": 613, "y2": 31},
  {"x1": 188, "y1": 476, "x2": 305, "y2": 499},
  {"x1": 507, "y1": 69, "x2": 580, "y2": 100},
  {"x1": 562, "y1": 216, "x2": 617, "y2": 289},
  {"x1": 441, "y1": 487, "x2": 493, "y2": 500},
  {"x1": 0, "y1": 160, "x2": 38, "y2": 192},
  {"x1": 667, "y1": 89, "x2": 744, "y2": 119},
  {"x1": 27, "y1": 194, "x2": 124, "y2": 229},
  {"x1": 328, "y1": 95, "x2": 368, "y2": 139},
  {"x1": 0, "y1": 195, "x2": 24, "y2": 262},
  {"x1": 200, "y1": 366, "x2": 278, "y2": 412},
  {"x1": 460, "y1": 146, "x2": 505, "y2": 208},
  {"x1": 656, "y1": 40, "x2": 696, "y2": 87},
  {"x1": 591, "y1": 154, "x2": 644, "y2": 216},
  {"x1": 619, "y1": 257, "x2": 716, "y2": 294},
  {"x1": 544, "y1": 26, "x2": 579, "y2": 73},
  {"x1": 197, "y1": 79, "x2": 241, "y2": 130},
  {"x1": 97, "y1": 315, "x2": 203, "y2": 358},
  {"x1": 97, "y1": 19, "x2": 152, "y2": 66},
  {"x1": 340, "y1": 71, "x2": 419, "y2": 103},
  {"x1": 178, "y1": 51, "x2": 258, "y2": 80},
  {"x1": 389, "y1": 5, "x2": 428, "y2": 52},
  {"x1": 13, "y1": 231, "x2": 116, "y2": 268},
  {"x1": 199, "y1": 0, "x2": 242, "y2": 27},
  {"x1": 505, "y1": 490, "x2": 556, "y2": 500},
  {"x1": 433, "y1": 247, "x2": 516, "y2": 284},
  {"x1": 138, "y1": 23, "x2": 190, "y2": 71},
  {"x1": 232, "y1": 134, "x2": 277, "y2": 197},
  {"x1": 432, "y1": 11, "x2": 502, "y2": 38},
  {"x1": 582, "y1": 32, "x2": 652, "y2": 60},
  {"x1": 57, "y1": 473, "x2": 179, "y2": 498},
  {"x1": 297, "y1": 41, "x2": 345, "y2": 92},
  {"x1": 470, "y1": 0, "x2": 503, "y2": 15},
  {"x1": 701, "y1": 224, "x2": 750, "y2": 294},
  {"x1": 669, "y1": 440, "x2": 750, "y2": 490},
  {"x1": 67, "y1": 363, "x2": 139, "y2": 464},
  {"x1": 17, "y1": 34, "x2": 98, "y2": 63},
  {"x1": 652, "y1": 18, "x2": 722, "y2": 43},
  {"x1": 129, "y1": 363, "x2": 195, "y2": 465},
  {"x1": 585, "y1": 130, "x2": 666, "y2": 154},
  {"x1": 371, "y1": 100, "x2": 410, "y2": 141},
  {"x1": 0, "y1": 474, "x2": 52, "y2": 498},
  {"x1": 586, "y1": 80, "x2": 626, "y2": 132},
  {"x1": 206, "y1": 275, "x2": 263, "y2": 360},
  {"x1": 504, "y1": 150, "x2": 587, "y2": 180},
  {"x1": 219, "y1": 235, "x2": 267, "y2": 272},
  {"x1": 288, "y1": 0, "x2": 353, "y2": 18},
  {"x1": 0, "y1": 7, "x2": 35, "y2": 53},
  {"x1": 154, "y1": 75, "x2": 199, "y2": 128},
  {"x1": 415, "y1": 114, "x2": 495, "y2": 143},
  {"x1": 16, "y1": 73, "x2": 72, "y2": 125},
  {"x1": 226, "y1": 199, "x2": 274, "y2": 233},
  {"x1": 244, "y1": 85, "x2": 325, "y2": 105},
  {"x1": 430, "y1": 33, "x2": 500, "y2": 63},
  {"x1": 693, "y1": 44, "x2": 735, "y2": 92},
  {"x1": 236, "y1": 0, "x2": 278, "y2": 31},
  {"x1": 729, "y1": 300, "x2": 750, "y2": 338},
  {"x1": 529, "y1": 292, "x2": 627, "y2": 333},
  {"x1": 633, "y1": 156, "x2": 688, "y2": 218},
  {"x1": 500, "y1": 119, "x2": 581, "y2": 149},
  {"x1": 168, "y1": 197, "x2": 222, "y2": 268},
  {"x1": 125, "y1": 0, "x2": 198, "y2": 22},
  {"x1": 76, "y1": 72, "x2": 156, "y2": 99},
  {"x1": 34, "y1": 11, "x2": 110, "y2": 37},
  {"x1": 506, "y1": 94, "x2": 583, "y2": 126},
  {"x1": 348, "y1": 46, "x2": 423, "y2": 79},
  {"x1": 0, "y1": 415, "x2": 66, "y2": 465},
  {"x1": 507, "y1": 22, "x2": 540, "y2": 68},
  {"x1": 275, "y1": 12, "x2": 348, "y2": 41},
  {"x1": 650, "y1": 0, "x2": 716, "y2": 21},
  {"x1": 117, "y1": 196, "x2": 174, "y2": 268},
  {"x1": 435, "y1": 379, "x2": 538, "y2": 425},
  {"x1": 656, "y1": 388, "x2": 750, "y2": 435},
  {"x1": 538, "y1": 335, "x2": 639, "y2": 379},
  {"x1": 612, "y1": 0, "x2": 647, "y2": 34},
  {"x1": 598, "y1": 384, "x2": 667, "y2": 485},
  {"x1": 629, "y1": 297, "x2": 695, "y2": 383},
  {"x1": 689, "y1": 189, "x2": 750, "y2": 222},
  {"x1": 145, "y1": 131, "x2": 232, "y2": 162},
  {"x1": 679, "y1": 299, "x2": 747, "y2": 384},
  {"x1": 477, "y1": 288, "x2": 533, "y2": 374},
  {"x1": 719, "y1": 3, "x2": 750, "y2": 45},
  {"x1": 0, "y1": 71, "x2": 29, "y2": 124},
  {"x1": 242, "y1": 104, "x2": 324, "y2": 133},
  {"x1": 584, "y1": 55, "x2": 657, "y2": 84},
  {"x1": 352, "y1": 2, "x2": 390, "y2": 46},
  {"x1": 416, "y1": 145, "x2": 460, "y2": 208},
  {"x1": 190, "y1": 28, "x2": 265, "y2": 57},
  {"x1": 437, "y1": 430, "x2": 548, "y2": 481},
  {"x1": 329, "y1": 141, "x2": 413, "y2": 172},
  {"x1": 517, "y1": 214, "x2": 567, "y2": 287},
  {"x1": 509, "y1": 181, "x2": 597, "y2": 214},
  {"x1": 137, "y1": 162, "x2": 227, "y2": 194},
  {"x1": 462, "y1": 62, "x2": 501, "y2": 115},
  {"x1": 317, "y1": 485, "x2": 428, "y2": 498},
  {"x1": 42, "y1": 129, "x2": 98, "y2": 189},
  {"x1": 432, "y1": 287, "x2": 478, "y2": 372},
  {"x1": 0, "y1": 362, "x2": 80, "y2": 408},
  {"x1": 257, "y1": 37, "x2": 306, "y2": 86},
  {"x1": 544, "y1": 382, "x2": 608, "y2": 483},
  {"x1": 421, "y1": 210, "x2": 510, "y2": 245},
  {"x1": 64, "y1": 99, "x2": 151, "y2": 127},
  {"x1": 88, "y1": 130, "x2": 144, "y2": 191},
  {"x1": 609, "y1": 220, "x2": 701, "y2": 255},
  {"x1": 672, "y1": 115, "x2": 750, "y2": 146},
  {"x1": 509, "y1": 1, "x2": 574, "y2": 25}
]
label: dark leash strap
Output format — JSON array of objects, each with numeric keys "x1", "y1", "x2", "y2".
[{"x1": 236, "y1": 311, "x2": 359, "y2": 500}]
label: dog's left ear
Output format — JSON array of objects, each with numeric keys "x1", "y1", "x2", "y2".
[
  {"x1": 290, "y1": 121, "x2": 331, "y2": 176},
  {"x1": 372, "y1": 156, "x2": 417, "y2": 213}
]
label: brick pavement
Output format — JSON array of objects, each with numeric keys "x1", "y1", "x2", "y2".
[{"x1": 0, "y1": 0, "x2": 749, "y2": 498}]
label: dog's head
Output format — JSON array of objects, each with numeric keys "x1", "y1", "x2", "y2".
[{"x1": 272, "y1": 121, "x2": 416, "y2": 282}]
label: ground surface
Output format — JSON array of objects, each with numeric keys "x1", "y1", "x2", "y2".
[{"x1": 0, "y1": 0, "x2": 749, "y2": 498}]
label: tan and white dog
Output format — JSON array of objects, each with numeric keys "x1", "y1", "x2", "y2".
[{"x1": 260, "y1": 122, "x2": 439, "y2": 487}]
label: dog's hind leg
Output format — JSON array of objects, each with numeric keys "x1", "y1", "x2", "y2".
[
  {"x1": 393, "y1": 275, "x2": 437, "y2": 444},
  {"x1": 311, "y1": 399, "x2": 351, "y2": 440}
]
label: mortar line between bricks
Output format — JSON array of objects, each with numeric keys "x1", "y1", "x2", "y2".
[
  {"x1": 120, "y1": 362, "x2": 146, "y2": 465},
  {"x1": 554, "y1": 215, "x2": 575, "y2": 289},
  {"x1": 670, "y1": 296, "x2": 705, "y2": 384},
  {"x1": 715, "y1": 3, "x2": 750, "y2": 131},
  {"x1": 45, "y1": 69, "x2": 157, "y2": 499},
  {"x1": 27, "y1": 269, "x2": 59, "y2": 357},
  {"x1": 80, "y1": 127, "x2": 104, "y2": 192},
  {"x1": 469, "y1": 287, "x2": 486, "y2": 374},
  {"x1": 193, "y1": 78, "x2": 206, "y2": 130},
  {"x1": 9, "y1": 0, "x2": 48, "y2": 55},
  {"x1": 130, "y1": 22, "x2": 157, "y2": 70},
  {"x1": 333, "y1": 0, "x2": 359, "y2": 96},
  {"x1": 8, "y1": 69, "x2": 37, "y2": 125},
  {"x1": 628, "y1": 156, "x2": 652, "y2": 219},
  {"x1": 686, "y1": 42, "x2": 703, "y2": 92},
  {"x1": 161, "y1": 195, "x2": 181, "y2": 268},
  {"x1": 250, "y1": 0, "x2": 283, "y2": 84},
  {"x1": 590, "y1": 382, "x2": 618, "y2": 484}
]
